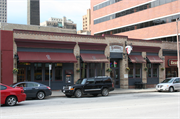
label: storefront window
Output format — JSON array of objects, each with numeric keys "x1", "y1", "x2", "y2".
[
  {"x1": 128, "y1": 63, "x2": 141, "y2": 78},
  {"x1": 97, "y1": 63, "x2": 104, "y2": 76},
  {"x1": 166, "y1": 67, "x2": 177, "y2": 78},
  {"x1": 147, "y1": 63, "x2": 151, "y2": 77},
  {"x1": 34, "y1": 63, "x2": 42, "y2": 81},
  {"x1": 45, "y1": 64, "x2": 52, "y2": 81},
  {"x1": 147, "y1": 63, "x2": 158, "y2": 77},
  {"x1": 27, "y1": 66, "x2": 31, "y2": 81},
  {"x1": 128, "y1": 63, "x2": 133, "y2": 78},
  {"x1": 135, "y1": 64, "x2": 141, "y2": 78},
  {"x1": 81, "y1": 63, "x2": 87, "y2": 78},
  {"x1": 80, "y1": 63, "x2": 105, "y2": 78},
  {"x1": 55, "y1": 63, "x2": 62, "y2": 81}
]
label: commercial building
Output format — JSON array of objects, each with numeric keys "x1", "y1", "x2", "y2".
[
  {"x1": 91, "y1": 0, "x2": 180, "y2": 78},
  {"x1": 27, "y1": 0, "x2": 40, "y2": 25},
  {"x1": 40, "y1": 17, "x2": 76, "y2": 30},
  {"x1": 0, "y1": 25, "x2": 177, "y2": 89},
  {"x1": 83, "y1": 9, "x2": 91, "y2": 32},
  {"x1": 0, "y1": 0, "x2": 7, "y2": 23}
]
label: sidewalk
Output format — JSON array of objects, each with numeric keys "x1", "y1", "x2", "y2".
[{"x1": 51, "y1": 88, "x2": 157, "y2": 97}]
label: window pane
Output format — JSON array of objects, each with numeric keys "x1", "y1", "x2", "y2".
[
  {"x1": 81, "y1": 69, "x2": 87, "y2": 78},
  {"x1": 153, "y1": 67, "x2": 158, "y2": 77},
  {"x1": 55, "y1": 63, "x2": 62, "y2": 81},
  {"x1": 128, "y1": 63, "x2": 133, "y2": 78},
  {"x1": 135, "y1": 64, "x2": 141, "y2": 78},
  {"x1": 34, "y1": 63, "x2": 42, "y2": 81},
  {"x1": 89, "y1": 69, "x2": 95, "y2": 77},
  {"x1": 147, "y1": 63, "x2": 152, "y2": 77}
]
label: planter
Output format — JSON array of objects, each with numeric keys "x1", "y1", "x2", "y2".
[
  {"x1": 13, "y1": 68, "x2": 18, "y2": 74},
  {"x1": 106, "y1": 68, "x2": 112, "y2": 72}
]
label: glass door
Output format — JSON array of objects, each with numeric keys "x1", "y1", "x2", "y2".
[{"x1": 110, "y1": 60, "x2": 120, "y2": 88}]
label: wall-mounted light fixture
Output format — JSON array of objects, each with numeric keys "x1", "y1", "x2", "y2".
[
  {"x1": 14, "y1": 54, "x2": 18, "y2": 59},
  {"x1": 107, "y1": 56, "x2": 110, "y2": 59},
  {"x1": 144, "y1": 57, "x2": 147, "y2": 60},
  {"x1": 76, "y1": 56, "x2": 80, "y2": 60},
  {"x1": 160, "y1": 57, "x2": 165, "y2": 60},
  {"x1": 123, "y1": 53, "x2": 127, "y2": 59}
]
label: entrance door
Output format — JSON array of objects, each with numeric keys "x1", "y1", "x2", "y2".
[
  {"x1": 17, "y1": 67, "x2": 26, "y2": 82},
  {"x1": 110, "y1": 68, "x2": 120, "y2": 88}
]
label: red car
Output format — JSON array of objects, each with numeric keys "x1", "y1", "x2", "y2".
[{"x1": 0, "y1": 83, "x2": 26, "y2": 106}]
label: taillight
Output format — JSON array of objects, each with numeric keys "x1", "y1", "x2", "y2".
[
  {"x1": 112, "y1": 83, "x2": 114, "y2": 88},
  {"x1": 47, "y1": 86, "x2": 51, "y2": 90}
]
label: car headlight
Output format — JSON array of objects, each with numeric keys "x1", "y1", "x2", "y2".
[{"x1": 69, "y1": 86, "x2": 74, "y2": 90}]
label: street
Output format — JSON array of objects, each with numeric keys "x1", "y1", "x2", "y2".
[{"x1": 1, "y1": 92, "x2": 180, "y2": 119}]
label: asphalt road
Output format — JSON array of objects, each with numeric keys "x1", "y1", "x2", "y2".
[{"x1": 1, "y1": 92, "x2": 180, "y2": 119}]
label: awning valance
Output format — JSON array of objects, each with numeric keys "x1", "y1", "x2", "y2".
[
  {"x1": 129, "y1": 55, "x2": 146, "y2": 63},
  {"x1": 17, "y1": 52, "x2": 77, "y2": 63},
  {"x1": 146, "y1": 56, "x2": 163, "y2": 63},
  {"x1": 80, "y1": 53, "x2": 109, "y2": 63}
]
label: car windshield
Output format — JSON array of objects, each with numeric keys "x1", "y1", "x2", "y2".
[
  {"x1": 76, "y1": 79, "x2": 87, "y2": 84},
  {"x1": 161, "y1": 78, "x2": 175, "y2": 83}
]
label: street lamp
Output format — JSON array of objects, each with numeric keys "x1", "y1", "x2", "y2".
[{"x1": 176, "y1": 18, "x2": 180, "y2": 77}]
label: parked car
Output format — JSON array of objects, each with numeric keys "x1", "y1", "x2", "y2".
[
  {"x1": 0, "y1": 83, "x2": 26, "y2": 106},
  {"x1": 62, "y1": 76, "x2": 114, "y2": 98},
  {"x1": 11, "y1": 81, "x2": 52, "y2": 99},
  {"x1": 156, "y1": 77, "x2": 180, "y2": 92}
]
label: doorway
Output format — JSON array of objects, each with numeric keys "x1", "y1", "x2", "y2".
[
  {"x1": 110, "y1": 60, "x2": 120, "y2": 88},
  {"x1": 17, "y1": 67, "x2": 26, "y2": 82}
]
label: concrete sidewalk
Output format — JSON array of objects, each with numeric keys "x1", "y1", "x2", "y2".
[{"x1": 51, "y1": 88, "x2": 157, "y2": 97}]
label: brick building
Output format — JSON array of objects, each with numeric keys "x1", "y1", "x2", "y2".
[{"x1": 0, "y1": 27, "x2": 177, "y2": 89}]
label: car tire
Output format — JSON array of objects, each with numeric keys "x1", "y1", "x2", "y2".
[
  {"x1": 74, "y1": 89, "x2": 82, "y2": 98},
  {"x1": 6, "y1": 96, "x2": 17, "y2": 106},
  {"x1": 36, "y1": 91, "x2": 45, "y2": 100},
  {"x1": 66, "y1": 94, "x2": 72, "y2": 98},
  {"x1": 102, "y1": 88, "x2": 109, "y2": 96},
  {"x1": 158, "y1": 90, "x2": 162, "y2": 92},
  {"x1": 169, "y1": 87, "x2": 174, "y2": 92}
]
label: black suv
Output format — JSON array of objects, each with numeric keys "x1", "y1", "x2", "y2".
[{"x1": 62, "y1": 76, "x2": 114, "y2": 98}]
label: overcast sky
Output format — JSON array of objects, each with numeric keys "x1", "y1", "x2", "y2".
[{"x1": 7, "y1": 0, "x2": 90, "y2": 31}]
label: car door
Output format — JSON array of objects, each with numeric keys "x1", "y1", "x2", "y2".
[
  {"x1": 94, "y1": 78, "x2": 103, "y2": 93},
  {"x1": 0, "y1": 85, "x2": 7, "y2": 104},
  {"x1": 173, "y1": 78, "x2": 179, "y2": 90},
  {"x1": 26, "y1": 82, "x2": 40, "y2": 98},
  {"x1": 15, "y1": 83, "x2": 30, "y2": 97},
  {"x1": 83, "y1": 78, "x2": 96, "y2": 94}
]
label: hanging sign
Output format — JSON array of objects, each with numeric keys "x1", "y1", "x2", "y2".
[{"x1": 125, "y1": 45, "x2": 133, "y2": 55}]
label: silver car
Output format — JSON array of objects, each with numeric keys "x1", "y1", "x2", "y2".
[{"x1": 156, "y1": 77, "x2": 180, "y2": 92}]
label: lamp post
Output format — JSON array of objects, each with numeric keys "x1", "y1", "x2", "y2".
[{"x1": 176, "y1": 18, "x2": 180, "y2": 77}]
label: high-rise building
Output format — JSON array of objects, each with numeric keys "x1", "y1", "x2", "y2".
[
  {"x1": 83, "y1": 9, "x2": 91, "y2": 32},
  {"x1": 91, "y1": 0, "x2": 180, "y2": 42},
  {"x1": 0, "y1": 0, "x2": 7, "y2": 23},
  {"x1": 27, "y1": 0, "x2": 40, "y2": 25},
  {"x1": 40, "y1": 17, "x2": 76, "y2": 30}
]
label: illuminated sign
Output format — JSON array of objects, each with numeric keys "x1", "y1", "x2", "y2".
[{"x1": 168, "y1": 59, "x2": 178, "y2": 66}]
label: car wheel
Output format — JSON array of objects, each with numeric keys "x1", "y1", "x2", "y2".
[
  {"x1": 36, "y1": 91, "x2": 45, "y2": 100},
  {"x1": 102, "y1": 88, "x2": 109, "y2": 96},
  {"x1": 6, "y1": 96, "x2": 17, "y2": 106},
  {"x1": 158, "y1": 90, "x2": 161, "y2": 92},
  {"x1": 74, "y1": 89, "x2": 82, "y2": 98},
  {"x1": 66, "y1": 94, "x2": 72, "y2": 98},
  {"x1": 169, "y1": 87, "x2": 174, "y2": 92}
]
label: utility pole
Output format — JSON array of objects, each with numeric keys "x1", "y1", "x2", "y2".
[{"x1": 176, "y1": 18, "x2": 180, "y2": 77}]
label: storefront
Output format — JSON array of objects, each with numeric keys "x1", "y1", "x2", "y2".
[
  {"x1": 109, "y1": 44, "x2": 123, "y2": 88},
  {"x1": 78, "y1": 42, "x2": 108, "y2": 78},
  {"x1": 15, "y1": 39, "x2": 77, "y2": 90}
]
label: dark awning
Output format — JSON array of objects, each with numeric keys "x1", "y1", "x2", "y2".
[
  {"x1": 146, "y1": 56, "x2": 163, "y2": 63},
  {"x1": 129, "y1": 55, "x2": 146, "y2": 63},
  {"x1": 17, "y1": 52, "x2": 77, "y2": 63},
  {"x1": 80, "y1": 53, "x2": 109, "y2": 63}
]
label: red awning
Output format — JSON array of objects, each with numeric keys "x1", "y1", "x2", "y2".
[
  {"x1": 17, "y1": 52, "x2": 77, "y2": 63},
  {"x1": 129, "y1": 55, "x2": 146, "y2": 63},
  {"x1": 147, "y1": 56, "x2": 163, "y2": 63},
  {"x1": 80, "y1": 53, "x2": 109, "y2": 63}
]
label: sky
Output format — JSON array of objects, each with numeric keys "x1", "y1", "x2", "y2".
[{"x1": 7, "y1": 0, "x2": 91, "y2": 31}]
